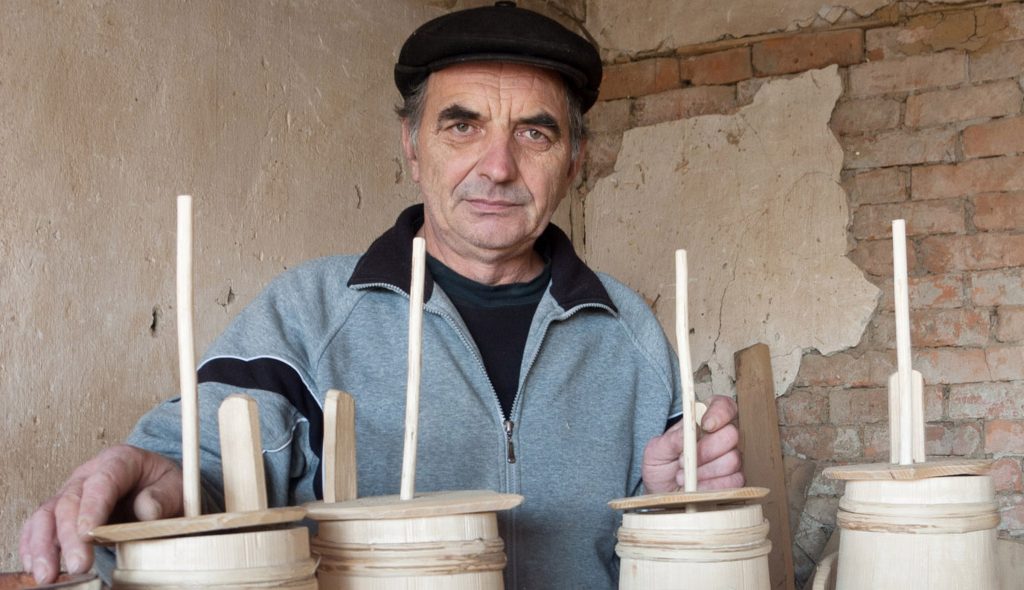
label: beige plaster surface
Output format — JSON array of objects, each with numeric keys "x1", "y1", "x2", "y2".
[
  {"x1": 587, "y1": 0, "x2": 891, "y2": 57},
  {"x1": 585, "y1": 66, "x2": 880, "y2": 399},
  {"x1": 0, "y1": 0, "x2": 443, "y2": 570}
]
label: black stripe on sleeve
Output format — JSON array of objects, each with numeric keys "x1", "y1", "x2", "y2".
[{"x1": 198, "y1": 356, "x2": 325, "y2": 499}]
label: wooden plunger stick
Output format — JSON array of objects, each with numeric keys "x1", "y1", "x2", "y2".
[
  {"x1": 676, "y1": 250, "x2": 698, "y2": 508},
  {"x1": 892, "y1": 220, "x2": 915, "y2": 466},
  {"x1": 400, "y1": 237, "x2": 426, "y2": 501},
  {"x1": 218, "y1": 394, "x2": 269, "y2": 513},
  {"x1": 177, "y1": 195, "x2": 201, "y2": 517},
  {"x1": 323, "y1": 389, "x2": 357, "y2": 503}
]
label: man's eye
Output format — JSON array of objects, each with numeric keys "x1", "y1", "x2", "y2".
[
  {"x1": 522, "y1": 129, "x2": 549, "y2": 142},
  {"x1": 452, "y1": 122, "x2": 473, "y2": 134}
]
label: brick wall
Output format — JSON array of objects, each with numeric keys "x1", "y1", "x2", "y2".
[{"x1": 583, "y1": 2, "x2": 1024, "y2": 585}]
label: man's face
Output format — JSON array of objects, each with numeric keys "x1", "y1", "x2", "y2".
[{"x1": 403, "y1": 62, "x2": 582, "y2": 270}]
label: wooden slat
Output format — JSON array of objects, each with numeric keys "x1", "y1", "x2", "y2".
[
  {"x1": 736, "y1": 343, "x2": 795, "y2": 590},
  {"x1": 824, "y1": 458, "x2": 992, "y2": 481},
  {"x1": 218, "y1": 394, "x2": 268, "y2": 513},
  {"x1": 323, "y1": 389, "x2": 357, "y2": 503}
]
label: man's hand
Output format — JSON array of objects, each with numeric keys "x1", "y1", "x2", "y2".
[
  {"x1": 19, "y1": 444, "x2": 184, "y2": 584},
  {"x1": 641, "y1": 395, "x2": 743, "y2": 494}
]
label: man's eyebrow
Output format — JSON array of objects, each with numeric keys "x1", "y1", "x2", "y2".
[
  {"x1": 519, "y1": 112, "x2": 562, "y2": 138},
  {"x1": 436, "y1": 104, "x2": 481, "y2": 128}
]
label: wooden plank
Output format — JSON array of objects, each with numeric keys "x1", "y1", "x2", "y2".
[
  {"x1": 89, "y1": 506, "x2": 306, "y2": 543},
  {"x1": 823, "y1": 458, "x2": 992, "y2": 481},
  {"x1": 305, "y1": 490, "x2": 522, "y2": 521},
  {"x1": 608, "y1": 486, "x2": 769, "y2": 511},
  {"x1": 735, "y1": 343, "x2": 795, "y2": 590},
  {"x1": 218, "y1": 394, "x2": 268, "y2": 513},
  {"x1": 997, "y1": 536, "x2": 1024, "y2": 590},
  {"x1": 323, "y1": 389, "x2": 357, "y2": 503}
]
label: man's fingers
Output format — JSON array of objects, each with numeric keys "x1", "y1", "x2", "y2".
[
  {"x1": 53, "y1": 479, "x2": 91, "y2": 575},
  {"x1": 695, "y1": 423, "x2": 740, "y2": 466},
  {"x1": 133, "y1": 467, "x2": 184, "y2": 522},
  {"x1": 21, "y1": 500, "x2": 60, "y2": 583},
  {"x1": 77, "y1": 448, "x2": 144, "y2": 534},
  {"x1": 644, "y1": 420, "x2": 684, "y2": 465},
  {"x1": 696, "y1": 449, "x2": 742, "y2": 482},
  {"x1": 700, "y1": 395, "x2": 738, "y2": 432},
  {"x1": 697, "y1": 471, "x2": 746, "y2": 491}
]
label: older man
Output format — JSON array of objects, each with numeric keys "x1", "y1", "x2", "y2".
[{"x1": 21, "y1": 3, "x2": 742, "y2": 588}]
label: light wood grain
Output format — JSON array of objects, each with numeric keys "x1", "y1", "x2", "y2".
[
  {"x1": 306, "y1": 489, "x2": 523, "y2": 520},
  {"x1": 616, "y1": 503, "x2": 771, "y2": 590},
  {"x1": 996, "y1": 536, "x2": 1024, "y2": 590},
  {"x1": 608, "y1": 486, "x2": 770, "y2": 511},
  {"x1": 823, "y1": 458, "x2": 992, "y2": 481},
  {"x1": 676, "y1": 249, "x2": 698, "y2": 498},
  {"x1": 89, "y1": 506, "x2": 306, "y2": 543},
  {"x1": 323, "y1": 389, "x2": 357, "y2": 503},
  {"x1": 401, "y1": 237, "x2": 426, "y2": 501},
  {"x1": 887, "y1": 370, "x2": 925, "y2": 464},
  {"x1": 736, "y1": 343, "x2": 795, "y2": 590},
  {"x1": 218, "y1": 394, "x2": 268, "y2": 513},
  {"x1": 892, "y1": 219, "x2": 914, "y2": 466},
  {"x1": 176, "y1": 194, "x2": 200, "y2": 518}
]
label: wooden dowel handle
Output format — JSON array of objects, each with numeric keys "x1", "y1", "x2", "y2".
[
  {"x1": 676, "y1": 249, "x2": 698, "y2": 496},
  {"x1": 177, "y1": 195, "x2": 201, "y2": 517},
  {"x1": 218, "y1": 394, "x2": 268, "y2": 512},
  {"x1": 400, "y1": 237, "x2": 426, "y2": 501},
  {"x1": 324, "y1": 389, "x2": 357, "y2": 503},
  {"x1": 892, "y1": 220, "x2": 914, "y2": 465}
]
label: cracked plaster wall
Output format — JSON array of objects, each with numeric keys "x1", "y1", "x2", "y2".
[
  {"x1": 585, "y1": 66, "x2": 880, "y2": 399},
  {"x1": 0, "y1": 0, "x2": 448, "y2": 570}
]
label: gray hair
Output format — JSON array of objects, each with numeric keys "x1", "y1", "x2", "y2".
[{"x1": 396, "y1": 76, "x2": 587, "y2": 164}]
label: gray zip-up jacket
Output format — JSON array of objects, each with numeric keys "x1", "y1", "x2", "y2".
[{"x1": 127, "y1": 205, "x2": 682, "y2": 589}]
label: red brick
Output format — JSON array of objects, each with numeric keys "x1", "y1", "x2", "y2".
[
  {"x1": 913, "y1": 308, "x2": 990, "y2": 347},
  {"x1": 831, "y1": 97, "x2": 902, "y2": 135},
  {"x1": 735, "y1": 77, "x2": 768, "y2": 105},
  {"x1": 586, "y1": 99, "x2": 631, "y2": 134},
  {"x1": 829, "y1": 387, "x2": 889, "y2": 424},
  {"x1": 852, "y1": 199, "x2": 964, "y2": 240},
  {"x1": 987, "y1": 420, "x2": 1024, "y2": 453},
  {"x1": 632, "y1": 86, "x2": 736, "y2": 127},
  {"x1": 992, "y1": 457, "x2": 1024, "y2": 493},
  {"x1": 777, "y1": 389, "x2": 829, "y2": 425},
  {"x1": 752, "y1": 30, "x2": 864, "y2": 76},
  {"x1": 974, "y1": 192, "x2": 1024, "y2": 231},
  {"x1": 849, "y1": 238, "x2": 917, "y2": 277},
  {"x1": 795, "y1": 351, "x2": 892, "y2": 388},
  {"x1": 599, "y1": 57, "x2": 680, "y2": 101},
  {"x1": 680, "y1": 48, "x2": 752, "y2": 86},
  {"x1": 950, "y1": 382, "x2": 1024, "y2": 419},
  {"x1": 906, "y1": 81, "x2": 1023, "y2": 128},
  {"x1": 867, "y1": 12, "x2": 982, "y2": 60},
  {"x1": 912, "y1": 155, "x2": 1024, "y2": 200},
  {"x1": 861, "y1": 423, "x2": 891, "y2": 460},
  {"x1": 876, "y1": 274, "x2": 966, "y2": 311},
  {"x1": 964, "y1": 117, "x2": 1024, "y2": 160},
  {"x1": 842, "y1": 167, "x2": 908, "y2": 206},
  {"x1": 834, "y1": 427, "x2": 864, "y2": 459},
  {"x1": 971, "y1": 269, "x2": 1024, "y2": 306},
  {"x1": 927, "y1": 421, "x2": 984, "y2": 456},
  {"x1": 997, "y1": 307, "x2": 1024, "y2": 343},
  {"x1": 919, "y1": 233, "x2": 1024, "y2": 273},
  {"x1": 781, "y1": 425, "x2": 839, "y2": 459},
  {"x1": 843, "y1": 127, "x2": 956, "y2": 169},
  {"x1": 914, "y1": 347, "x2": 991, "y2": 384},
  {"x1": 971, "y1": 39, "x2": 1024, "y2": 82},
  {"x1": 986, "y1": 346, "x2": 1024, "y2": 381},
  {"x1": 848, "y1": 51, "x2": 966, "y2": 97}
]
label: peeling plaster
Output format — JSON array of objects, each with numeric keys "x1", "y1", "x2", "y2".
[
  {"x1": 585, "y1": 66, "x2": 880, "y2": 398},
  {"x1": 587, "y1": 0, "x2": 891, "y2": 57}
]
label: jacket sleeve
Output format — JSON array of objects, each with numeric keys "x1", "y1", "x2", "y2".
[{"x1": 125, "y1": 260, "x2": 347, "y2": 510}]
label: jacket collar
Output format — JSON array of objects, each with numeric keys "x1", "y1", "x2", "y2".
[{"x1": 348, "y1": 205, "x2": 616, "y2": 313}]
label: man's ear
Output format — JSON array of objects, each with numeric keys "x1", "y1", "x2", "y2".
[{"x1": 401, "y1": 119, "x2": 421, "y2": 183}]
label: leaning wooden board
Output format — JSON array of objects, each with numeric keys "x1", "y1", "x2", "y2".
[{"x1": 736, "y1": 343, "x2": 795, "y2": 590}]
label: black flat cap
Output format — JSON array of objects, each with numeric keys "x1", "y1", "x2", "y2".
[{"x1": 395, "y1": 1, "x2": 602, "y2": 112}]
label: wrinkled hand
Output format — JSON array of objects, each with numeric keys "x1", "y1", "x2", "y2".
[
  {"x1": 19, "y1": 444, "x2": 184, "y2": 584},
  {"x1": 642, "y1": 395, "x2": 743, "y2": 494}
]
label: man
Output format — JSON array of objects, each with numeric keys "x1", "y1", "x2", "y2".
[{"x1": 21, "y1": 3, "x2": 742, "y2": 587}]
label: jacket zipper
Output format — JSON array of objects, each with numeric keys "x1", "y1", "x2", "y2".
[{"x1": 503, "y1": 419, "x2": 516, "y2": 463}]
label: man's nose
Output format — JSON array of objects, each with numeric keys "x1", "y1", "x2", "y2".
[{"x1": 477, "y1": 133, "x2": 518, "y2": 184}]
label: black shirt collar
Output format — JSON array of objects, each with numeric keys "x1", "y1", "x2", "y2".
[{"x1": 348, "y1": 205, "x2": 616, "y2": 313}]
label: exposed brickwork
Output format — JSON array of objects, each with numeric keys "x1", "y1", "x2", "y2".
[
  {"x1": 830, "y1": 97, "x2": 901, "y2": 136},
  {"x1": 680, "y1": 47, "x2": 752, "y2": 86},
  {"x1": 848, "y1": 51, "x2": 966, "y2": 97},
  {"x1": 851, "y1": 199, "x2": 964, "y2": 239},
  {"x1": 631, "y1": 86, "x2": 736, "y2": 127},
  {"x1": 974, "y1": 192, "x2": 1024, "y2": 231},
  {"x1": 752, "y1": 30, "x2": 863, "y2": 76},
  {"x1": 970, "y1": 39, "x2": 1024, "y2": 82},
  {"x1": 912, "y1": 156, "x2": 1024, "y2": 200},
  {"x1": 842, "y1": 167, "x2": 908, "y2": 206},
  {"x1": 971, "y1": 269, "x2": 1024, "y2": 306},
  {"x1": 964, "y1": 116, "x2": 1024, "y2": 159},
  {"x1": 842, "y1": 127, "x2": 956, "y2": 169},
  {"x1": 928, "y1": 421, "x2": 985, "y2": 456},
  {"x1": 949, "y1": 382, "x2": 1024, "y2": 420},
  {"x1": 777, "y1": 389, "x2": 829, "y2": 425},
  {"x1": 992, "y1": 457, "x2": 1024, "y2": 493},
  {"x1": 829, "y1": 387, "x2": 888, "y2": 424},
  {"x1": 905, "y1": 80, "x2": 1022, "y2": 128},
  {"x1": 987, "y1": 420, "x2": 1024, "y2": 454},
  {"x1": 599, "y1": 57, "x2": 680, "y2": 101},
  {"x1": 918, "y1": 233, "x2": 1024, "y2": 273},
  {"x1": 996, "y1": 307, "x2": 1024, "y2": 343},
  {"x1": 914, "y1": 347, "x2": 991, "y2": 384},
  {"x1": 585, "y1": 99, "x2": 632, "y2": 134}
]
